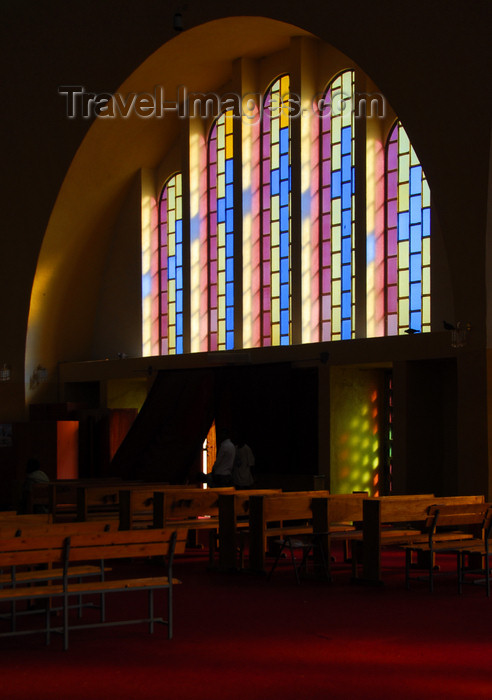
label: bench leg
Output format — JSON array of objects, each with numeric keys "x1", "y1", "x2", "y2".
[{"x1": 168, "y1": 585, "x2": 173, "y2": 640}]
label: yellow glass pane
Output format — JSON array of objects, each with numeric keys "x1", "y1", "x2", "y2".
[
  {"x1": 168, "y1": 235, "x2": 175, "y2": 257},
  {"x1": 176, "y1": 195, "x2": 182, "y2": 220},
  {"x1": 272, "y1": 299, "x2": 280, "y2": 323},
  {"x1": 218, "y1": 271, "x2": 225, "y2": 296},
  {"x1": 271, "y1": 220, "x2": 280, "y2": 247},
  {"x1": 175, "y1": 174, "x2": 182, "y2": 196},
  {"x1": 218, "y1": 324, "x2": 225, "y2": 346},
  {"x1": 332, "y1": 306, "x2": 341, "y2": 333},
  {"x1": 217, "y1": 173, "x2": 225, "y2": 199},
  {"x1": 218, "y1": 297, "x2": 225, "y2": 318},
  {"x1": 168, "y1": 210, "x2": 175, "y2": 233},
  {"x1": 398, "y1": 183, "x2": 409, "y2": 213},
  {"x1": 422, "y1": 181, "x2": 431, "y2": 208},
  {"x1": 217, "y1": 123, "x2": 225, "y2": 149},
  {"x1": 341, "y1": 97, "x2": 353, "y2": 129},
  {"x1": 422, "y1": 237, "x2": 431, "y2": 266},
  {"x1": 399, "y1": 154, "x2": 409, "y2": 183},
  {"x1": 271, "y1": 143, "x2": 279, "y2": 170},
  {"x1": 332, "y1": 280, "x2": 341, "y2": 306},
  {"x1": 218, "y1": 222, "x2": 225, "y2": 247},
  {"x1": 332, "y1": 142, "x2": 341, "y2": 170},
  {"x1": 168, "y1": 187, "x2": 175, "y2": 210},
  {"x1": 398, "y1": 240, "x2": 409, "y2": 271},
  {"x1": 422, "y1": 267, "x2": 431, "y2": 295},
  {"x1": 168, "y1": 281, "x2": 175, "y2": 302},
  {"x1": 272, "y1": 247, "x2": 280, "y2": 275},
  {"x1": 225, "y1": 134, "x2": 233, "y2": 159},
  {"x1": 332, "y1": 200, "x2": 341, "y2": 226},
  {"x1": 225, "y1": 111, "x2": 234, "y2": 134},
  {"x1": 332, "y1": 252, "x2": 341, "y2": 280},
  {"x1": 332, "y1": 115, "x2": 341, "y2": 145},
  {"x1": 410, "y1": 145, "x2": 420, "y2": 167},
  {"x1": 218, "y1": 149, "x2": 225, "y2": 173},
  {"x1": 398, "y1": 126, "x2": 410, "y2": 154},
  {"x1": 168, "y1": 326, "x2": 176, "y2": 348},
  {"x1": 332, "y1": 224, "x2": 341, "y2": 253},
  {"x1": 398, "y1": 300, "x2": 409, "y2": 328},
  {"x1": 218, "y1": 247, "x2": 225, "y2": 270},
  {"x1": 399, "y1": 270, "x2": 409, "y2": 297},
  {"x1": 272, "y1": 324, "x2": 280, "y2": 346},
  {"x1": 271, "y1": 195, "x2": 280, "y2": 224},
  {"x1": 422, "y1": 297, "x2": 431, "y2": 326}
]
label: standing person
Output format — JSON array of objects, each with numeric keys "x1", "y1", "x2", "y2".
[
  {"x1": 207, "y1": 428, "x2": 236, "y2": 487},
  {"x1": 232, "y1": 436, "x2": 255, "y2": 488},
  {"x1": 19, "y1": 458, "x2": 50, "y2": 513}
]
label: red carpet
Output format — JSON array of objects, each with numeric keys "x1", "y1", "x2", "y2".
[{"x1": 1, "y1": 545, "x2": 491, "y2": 699}]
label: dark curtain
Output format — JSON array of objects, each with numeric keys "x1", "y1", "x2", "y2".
[{"x1": 111, "y1": 369, "x2": 215, "y2": 482}]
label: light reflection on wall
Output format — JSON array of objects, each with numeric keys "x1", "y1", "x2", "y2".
[
  {"x1": 330, "y1": 369, "x2": 381, "y2": 496},
  {"x1": 189, "y1": 126, "x2": 207, "y2": 352},
  {"x1": 242, "y1": 100, "x2": 260, "y2": 349},
  {"x1": 141, "y1": 173, "x2": 158, "y2": 357},
  {"x1": 366, "y1": 135, "x2": 385, "y2": 338}
]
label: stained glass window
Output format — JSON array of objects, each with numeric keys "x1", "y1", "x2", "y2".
[
  {"x1": 158, "y1": 173, "x2": 184, "y2": 354},
  {"x1": 260, "y1": 75, "x2": 291, "y2": 346},
  {"x1": 208, "y1": 110, "x2": 235, "y2": 351},
  {"x1": 319, "y1": 70, "x2": 355, "y2": 341},
  {"x1": 385, "y1": 121, "x2": 431, "y2": 334}
]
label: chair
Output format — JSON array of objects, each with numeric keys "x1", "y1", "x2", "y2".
[{"x1": 267, "y1": 533, "x2": 331, "y2": 584}]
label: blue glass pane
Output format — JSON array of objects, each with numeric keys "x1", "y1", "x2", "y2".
[
  {"x1": 341, "y1": 291, "x2": 351, "y2": 318},
  {"x1": 225, "y1": 159, "x2": 234, "y2": 184},
  {"x1": 226, "y1": 331, "x2": 234, "y2": 350},
  {"x1": 271, "y1": 170, "x2": 280, "y2": 195},
  {"x1": 280, "y1": 179, "x2": 289, "y2": 203},
  {"x1": 331, "y1": 170, "x2": 342, "y2": 197},
  {"x1": 176, "y1": 268, "x2": 183, "y2": 288},
  {"x1": 280, "y1": 232, "x2": 289, "y2": 259},
  {"x1": 225, "y1": 183, "x2": 234, "y2": 209},
  {"x1": 176, "y1": 246, "x2": 182, "y2": 267},
  {"x1": 280, "y1": 205, "x2": 289, "y2": 232},
  {"x1": 341, "y1": 154, "x2": 352, "y2": 183},
  {"x1": 217, "y1": 199, "x2": 225, "y2": 223},
  {"x1": 280, "y1": 309, "x2": 290, "y2": 331},
  {"x1": 410, "y1": 224, "x2": 422, "y2": 253},
  {"x1": 142, "y1": 272, "x2": 151, "y2": 297},
  {"x1": 342, "y1": 182, "x2": 352, "y2": 210},
  {"x1": 280, "y1": 127, "x2": 289, "y2": 155},
  {"x1": 341, "y1": 232, "x2": 351, "y2": 260},
  {"x1": 176, "y1": 315, "x2": 183, "y2": 336},
  {"x1": 423, "y1": 208, "x2": 431, "y2": 237},
  {"x1": 410, "y1": 283, "x2": 421, "y2": 311},
  {"x1": 175, "y1": 220, "x2": 182, "y2": 239},
  {"x1": 176, "y1": 337, "x2": 183, "y2": 354},
  {"x1": 226, "y1": 282, "x2": 234, "y2": 305},
  {"x1": 410, "y1": 195, "x2": 422, "y2": 225},
  {"x1": 341, "y1": 210, "x2": 351, "y2": 237},
  {"x1": 341, "y1": 126, "x2": 351, "y2": 155},
  {"x1": 341, "y1": 319, "x2": 352, "y2": 339},
  {"x1": 342, "y1": 265, "x2": 351, "y2": 291},
  {"x1": 367, "y1": 233, "x2": 375, "y2": 263},
  {"x1": 410, "y1": 254, "x2": 422, "y2": 282},
  {"x1": 398, "y1": 212, "x2": 409, "y2": 241},
  {"x1": 226, "y1": 209, "x2": 234, "y2": 233},
  {"x1": 410, "y1": 166, "x2": 422, "y2": 196},
  {"x1": 410, "y1": 311, "x2": 421, "y2": 331},
  {"x1": 176, "y1": 290, "x2": 183, "y2": 310},
  {"x1": 226, "y1": 234, "x2": 234, "y2": 258},
  {"x1": 226, "y1": 258, "x2": 234, "y2": 280},
  {"x1": 168, "y1": 257, "x2": 176, "y2": 279},
  {"x1": 280, "y1": 153, "x2": 289, "y2": 181},
  {"x1": 226, "y1": 307, "x2": 234, "y2": 328},
  {"x1": 280, "y1": 258, "x2": 289, "y2": 283}
]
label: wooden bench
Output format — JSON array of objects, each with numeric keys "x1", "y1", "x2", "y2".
[
  {"x1": 360, "y1": 494, "x2": 486, "y2": 584},
  {"x1": 0, "y1": 527, "x2": 186, "y2": 650},
  {"x1": 118, "y1": 485, "x2": 223, "y2": 531},
  {"x1": 403, "y1": 502, "x2": 492, "y2": 592},
  {"x1": 247, "y1": 492, "x2": 366, "y2": 577}
]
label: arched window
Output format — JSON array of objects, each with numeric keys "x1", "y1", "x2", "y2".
[
  {"x1": 385, "y1": 121, "x2": 431, "y2": 335},
  {"x1": 319, "y1": 70, "x2": 355, "y2": 341},
  {"x1": 208, "y1": 109, "x2": 235, "y2": 351},
  {"x1": 260, "y1": 75, "x2": 291, "y2": 346},
  {"x1": 158, "y1": 173, "x2": 184, "y2": 354}
]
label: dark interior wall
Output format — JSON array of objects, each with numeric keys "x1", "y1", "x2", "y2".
[
  {"x1": 111, "y1": 363, "x2": 319, "y2": 482},
  {"x1": 397, "y1": 358, "x2": 458, "y2": 496}
]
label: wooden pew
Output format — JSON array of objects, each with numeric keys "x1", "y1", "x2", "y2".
[
  {"x1": 45, "y1": 479, "x2": 126, "y2": 522},
  {"x1": 119, "y1": 485, "x2": 207, "y2": 530},
  {"x1": 361, "y1": 494, "x2": 486, "y2": 584},
  {"x1": 76, "y1": 482, "x2": 173, "y2": 522},
  {"x1": 247, "y1": 492, "x2": 366, "y2": 576},
  {"x1": 0, "y1": 527, "x2": 187, "y2": 650},
  {"x1": 403, "y1": 502, "x2": 492, "y2": 592}
]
